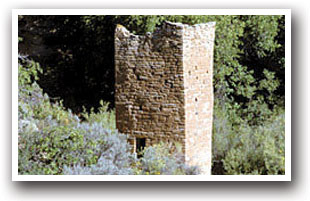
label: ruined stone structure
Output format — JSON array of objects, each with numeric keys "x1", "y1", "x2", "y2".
[{"x1": 115, "y1": 21, "x2": 215, "y2": 174}]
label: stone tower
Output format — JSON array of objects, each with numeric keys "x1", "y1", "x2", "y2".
[{"x1": 115, "y1": 21, "x2": 215, "y2": 174}]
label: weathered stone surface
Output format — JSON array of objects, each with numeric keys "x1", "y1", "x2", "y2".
[{"x1": 115, "y1": 21, "x2": 215, "y2": 175}]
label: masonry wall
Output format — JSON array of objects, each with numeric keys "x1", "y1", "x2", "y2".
[
  {"x1": 183, "y1": 23, "x2": 216, "y2": 175},
  {"x1": 114, "y1": 21, "x2": 215, "y2": 174},
  {"x1": 115, "y1": 22, "x2": 186, "y2": 151}
]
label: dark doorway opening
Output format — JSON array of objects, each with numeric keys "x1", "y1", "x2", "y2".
[{"x1": 136, "y1": 138, "x2": 146, "y2": 158}]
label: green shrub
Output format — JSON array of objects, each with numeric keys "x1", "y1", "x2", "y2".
[
  {"x1": 80, "y1": 100, "x2": 116, "y2": 131},
  {"x1": 133, "y1": 142, "x2": 199, "y2": 175},
  {"x1": 62, "y1": 122, "x2": 134, "y2": 175},
  {"x1": 212, "y1": 100, "x2": 285, "y2": 175}
]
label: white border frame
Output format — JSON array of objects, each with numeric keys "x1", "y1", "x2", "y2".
[{"x1": 12, "y1": 9, "x2": 291, "y2": 181}]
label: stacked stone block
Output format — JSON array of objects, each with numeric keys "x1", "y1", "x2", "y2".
[{"x1": 115, "y1": 21, "x2": 215, "y2": 174}]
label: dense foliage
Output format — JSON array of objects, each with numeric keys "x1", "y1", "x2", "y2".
[{"x1": 18, "y1": 15, "x2": 285, "y2": 175}]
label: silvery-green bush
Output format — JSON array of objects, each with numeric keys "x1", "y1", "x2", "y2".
[
  {"x1": 62, "y1": 123, "x2": 134, "y2": 175},
  {"x1": 134, "y1": 142, "x2": 200, "y2": 175},
  {"x1": 18, "y1": 56, "x2": 134, "y2": 175}
]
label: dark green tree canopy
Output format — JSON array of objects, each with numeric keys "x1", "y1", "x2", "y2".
[{"x1": 18, "y1": 15, "x2": 284, "y2": 124}]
